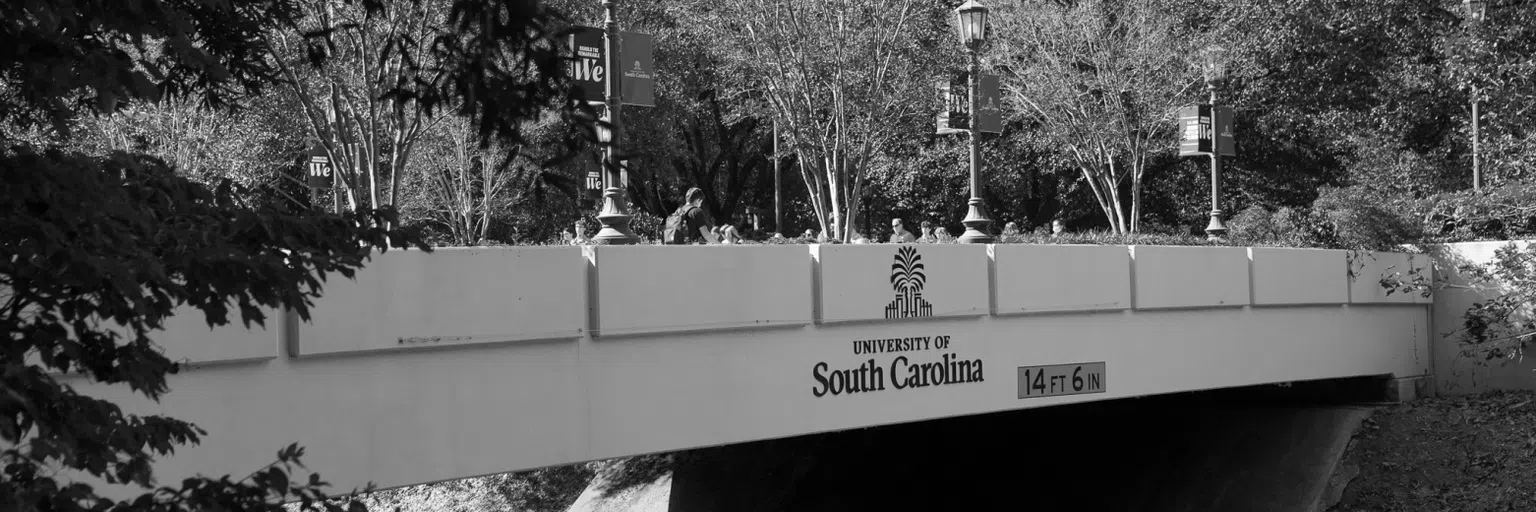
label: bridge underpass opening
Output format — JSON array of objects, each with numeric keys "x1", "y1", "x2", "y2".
[{"x1": 666, "y1": 376, "x2": 1389, "y2": 512}]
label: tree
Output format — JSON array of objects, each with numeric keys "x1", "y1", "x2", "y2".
[
  {"x1": 1447, "y1": 1, "x2": 1536, "y2": 185},
  {"x1": 1220, "y1": 0, "x2": 1462, "y2": 206},
  {"x1": 1, "y1": 0, "x2": 573, "y2": 510},
  {"x1": 644, "y1": 20, "x2": 768, "y2": 225},
  {"x1": 705, "y1": 0, "x2": 948, "y2": 241},
  {"x1": 261, "y1": 0, "x2": 447, "y2": 214},
  {"x1": 407, "y1": 116, "x2": 581, "y2": 246},
  {"x1": 544, "y1": 0, "x2": 779, "y2": 229},
  {"x1": 72, "y1": 98, "x2": 297, "y2": 190},
  {"x1": 1, "y1": 148, "x2": 420, "y2": 512},
  {"x1": 409, "y1": 118, "x2": 520, "y2": 245},
  {"x1": 991, "y1": 0, "x2": 1205, "y2": 234}
]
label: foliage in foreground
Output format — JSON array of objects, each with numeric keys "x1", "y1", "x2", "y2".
[
  {"x1": 2, "y1": 0, "x2": 578, "y2": 509},
  {"x1": 0, "y1": 147, "x2": 428, "y2": 511},
  {"x1": 1381, "y1": 242, "x2": 1536, "y2": 365}
]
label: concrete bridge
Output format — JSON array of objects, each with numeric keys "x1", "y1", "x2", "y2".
[{"x1": 77, "y1": 243, "x2": 1433, "y2": 494}]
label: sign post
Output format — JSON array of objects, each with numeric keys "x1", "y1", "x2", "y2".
[{"x1": 1178, "y1": 103, "x2": 1236, "y2": 239}]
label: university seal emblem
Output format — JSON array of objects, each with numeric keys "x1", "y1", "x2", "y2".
[{"x1": 885, "y1": 246, "x2": 933, "y2": 319}]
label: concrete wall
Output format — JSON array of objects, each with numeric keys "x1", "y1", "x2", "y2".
[
  {"x1": 77, "y1": 244, "x2": 1431, "y2": 496},
  {"x1": 1427, "y1": 240, "x2": 1535, "y2": 394}
]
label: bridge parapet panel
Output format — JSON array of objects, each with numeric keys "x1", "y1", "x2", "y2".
[
  {"x1": 1348, "y1": 251, "x2": 1429, "y2": 304},
  {"x1": 293, "y1": 246, "x2": 586, "y2": 356},
  {"x1": 148, "y1": 303, "x2": 279, "y2": 364},
  {"x1": 814, "y1": 244, "x2": 988, "y2": 323},
  {"x1": 1250, "y1": 248, "x2": 1349, "y2": 306},
  {"x1": 591, "y1": 245, "x2": 812, "y2": 336},
  {"x1": 993, "y1": 244, "x2": 1131, "y2": 315},
  {"x1": 1131, "y1": 246, "x2": 1251, "y2": 309}
]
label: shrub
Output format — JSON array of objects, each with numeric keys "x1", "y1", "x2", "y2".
[
  {"x1": 1309, "y1": 186, "x2": 1421, "y2": 250},
  {"x1": 1226, "y1": 205, "x2": 1336, "y2": 248},
  {"x1": 1417, "y1": 181, "x2": 1536, "y2": 242}
]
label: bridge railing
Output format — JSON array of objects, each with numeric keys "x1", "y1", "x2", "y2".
[{"x1": 146, "y1": 244, "x2": 1430, "y2": 365}]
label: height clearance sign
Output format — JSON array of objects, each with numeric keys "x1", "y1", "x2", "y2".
[
  {"x1": 566, "y1": 27, "x2": 654, "y2": 107},
  {"x1": 1178, "y1": 105, "x2": 1234, "y2": 157}
]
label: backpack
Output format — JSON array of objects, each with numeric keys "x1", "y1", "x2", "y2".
[{"x1": 663, "y1": 206, "x2": 698, "y2": 245}]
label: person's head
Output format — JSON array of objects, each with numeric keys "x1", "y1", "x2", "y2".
[
  {"x1": 1052, "y1": 219, "x2": 1066, "y2": 234},
  {"x1": 575, "y1": 218, "x2": 588, "y2": 232},
  {"x1": 891, "y1": 218, "x2": 904, "y2": 232},
  {"x1": 685, "y1": 187, "x2": 705, "y2": 206}
]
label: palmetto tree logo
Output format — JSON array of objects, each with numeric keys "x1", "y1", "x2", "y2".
[{"x1": 886, "y1": 246, "x2": 934, "y2": 319}]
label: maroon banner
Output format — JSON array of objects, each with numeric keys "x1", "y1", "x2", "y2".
[
  {"x1": 567, "y1": 27, "x2": 606, "y2": 103},
  {"x1": 620, "y1": 32, "x2": 654, "y2": 107},
  {"x1": 1178, "y1": 105, "x2": 1213, "y2": 156},
  {"x1": 977, "y1": 74, "x2": 1002, "y2": 134}
]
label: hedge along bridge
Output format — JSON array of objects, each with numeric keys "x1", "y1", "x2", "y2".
[{"x1": 74, "y1": 244, "x2": 1433, "y2": 495}]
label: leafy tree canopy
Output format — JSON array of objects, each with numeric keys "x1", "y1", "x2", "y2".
[{"x1": 0, "y1": 0, "x2": 574, "y2": 511}]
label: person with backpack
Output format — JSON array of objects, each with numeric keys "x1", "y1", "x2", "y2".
[{"x1": 663, "y1": 187, "x2": 718, "y2": 245}]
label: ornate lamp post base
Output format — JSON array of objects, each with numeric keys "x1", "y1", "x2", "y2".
[
  {"x1": 957, "y1": 199, "x2": 994, "y2": 244},
  {"x1": 590, "y1": 0, "x2": 637, "y2": 245},
  {"x1": 1204, "y1": 210, "x2": 1227, "y2": 241},
  {"x1": 591, "y1": 187, "x2": 638, "y2": 244}
]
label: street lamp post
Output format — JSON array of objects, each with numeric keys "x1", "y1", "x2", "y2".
[
  {"x1": 1203, "y1": 46, "x2": 1229, "y2": 241},
  {"x1": 1465, "y1": 0, "x2": 1486, "y2": 191},
  {"x1": 592, "y1": 0, "x2": 638, "y2": 244},
  {"x1": 773, "y1": 118, "x2": 783, "y2": 235},
  {"x1": 956, "y1": 0, "x2": 994, "y2": 244}
]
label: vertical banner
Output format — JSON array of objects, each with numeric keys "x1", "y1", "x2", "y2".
[
  {"x1": 585, "y1": 169, "x2": 603, "y2": 194},
  {"x1": 1178, "y1": 105, "x2": 1213, "y2": 156},
  {"x1": 306, "y1": 146, "x2": 333, "y2": 188},
  {"x1": 621, "y1": 32, "x2": 654, "y2": 107},
  {"x1": 935, "y1": 80, "x2": 957, "y2": 134},
  {"x1": 977, "y1": 74, "x2": 1002, "y2": 134},
  {"x1": 567, "y1": 27, "x2": 606, "y2": 103},
  {"x1": 1216, "y1": 106, "x2": 1235, "y2": 157},
  {"x1": 935, "y1": 74, "x2": 970, "y2": 135}
]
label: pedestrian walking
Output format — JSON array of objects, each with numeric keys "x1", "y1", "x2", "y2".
[{"x1": 662, "y1": 188, "x2": 717, "y2": 244}]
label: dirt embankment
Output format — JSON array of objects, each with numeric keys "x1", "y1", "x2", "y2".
[{"x1": 1330, "y1": 390, "x2": 1536, "y2": 511}]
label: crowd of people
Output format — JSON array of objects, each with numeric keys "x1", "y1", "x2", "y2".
[{"x1": 560, "y1": 187, "x2": 1071, "y2": 245}]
